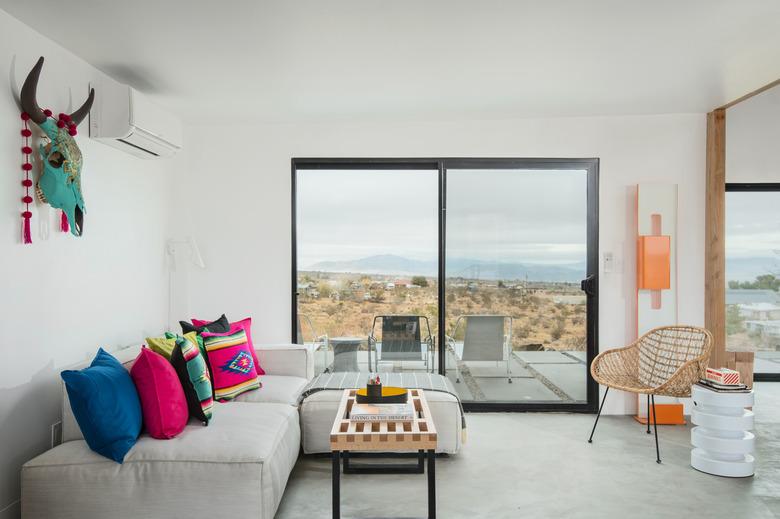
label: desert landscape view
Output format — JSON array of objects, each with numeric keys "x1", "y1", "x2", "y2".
[{"x1": 297, "y1": 269, "x2": 587, "y2": 352}]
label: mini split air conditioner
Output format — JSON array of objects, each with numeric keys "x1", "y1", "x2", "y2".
[{"x1": 89, "y1": 78, "x2": 182, "y2": 159}]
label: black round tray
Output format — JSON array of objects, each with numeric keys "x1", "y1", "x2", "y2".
[{"x1": 355, "y1": 386, "x2": 408, "y2": 404}]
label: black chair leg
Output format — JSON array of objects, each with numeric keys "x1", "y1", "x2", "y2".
[
  {"x1": 588, "y1": 387, "x2": 609, "y2": 443},
  {"x1": 646, "y1": 395, "x2": 651, "y2": 434},
  {"x1": 651, "y1": 395, "x2": 661, "y2": 464}
]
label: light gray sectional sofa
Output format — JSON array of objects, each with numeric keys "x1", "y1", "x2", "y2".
[
  {"x1": 21, "y1": 343, "x2": 465, "y2": 519},
  {"x1": 21, "y1": 343, "x2": 313, "y2": 519}
]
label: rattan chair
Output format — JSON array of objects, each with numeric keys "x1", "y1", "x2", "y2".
[{"x1": 587, "y1": 325, "x2": 713, "y2": 463}]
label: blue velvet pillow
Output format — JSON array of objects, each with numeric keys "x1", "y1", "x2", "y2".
[{"x1": 61, "y1": 348, "x2": 142, "y2": 463}]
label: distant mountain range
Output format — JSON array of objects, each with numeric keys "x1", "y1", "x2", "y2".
[
  {"x1": 726, "y1": 256, "x2": 780, "y2": 282},
  {"x1": 305, "y1": 254, "x2": 780, "y2": 283},
  {"x1": 305, "y1": 254, "x2": 586, "y2": 282}
]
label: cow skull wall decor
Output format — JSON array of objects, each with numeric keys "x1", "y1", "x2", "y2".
[{"x1": 20, "y1": 56, "x2": 94, "y2": 238}]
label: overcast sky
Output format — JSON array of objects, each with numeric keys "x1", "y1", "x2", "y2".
[
  {"x1": 296, "y1": 169, "x2": 587, "y2": 268},
  {"x1": 726, "y1": 191, "x2": 780, "y2": 259}
]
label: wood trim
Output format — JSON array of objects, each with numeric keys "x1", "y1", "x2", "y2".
[
  {"x1": 718, "y1": 78, "x2": 780, "y2": 110},
  {"x1": 705, "y1": 109, "x2": 727, "y2": 369}
]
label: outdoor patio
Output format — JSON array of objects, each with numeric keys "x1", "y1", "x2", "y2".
[{"x1": 307, "y1": 342, "x2": 587, "y2": 403}]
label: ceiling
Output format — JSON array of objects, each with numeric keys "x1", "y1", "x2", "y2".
[{"x1": 3, "y1": 0, "x2": 779, "y2": 123}]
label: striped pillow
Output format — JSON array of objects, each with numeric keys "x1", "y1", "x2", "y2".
[
  {"x1": 201, "y1": 329, "x2": 261, "y2": 402},
  {"x1": 170, "y1": 333, "x2": 214, "y2": 424}
]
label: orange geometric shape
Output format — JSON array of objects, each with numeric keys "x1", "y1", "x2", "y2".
[{"x1": 637, "y1": 235, "x2": 671, "y2": 290}]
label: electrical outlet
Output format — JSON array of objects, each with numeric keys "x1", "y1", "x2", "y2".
[{"x1": 50, "y1": 421, "x2": 62, "y2": 448}]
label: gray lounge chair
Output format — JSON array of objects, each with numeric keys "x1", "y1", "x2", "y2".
[
  {"x1": 368, "y1": 315, "x2": 435, "y2": 373},
  {"x1": 447, "y1": 315, "x2": 513, "y2": 383}
]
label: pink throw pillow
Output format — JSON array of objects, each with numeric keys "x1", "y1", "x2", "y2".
[
  {"x1": 130, "y1": 347, "x2": 188, "y2": 439},
  {"x1": 201, "y1": 328, "x2": 261, "y2": 401},
  {"x1": 191, "y1": 316, "x2": 265, "y2": 375}
]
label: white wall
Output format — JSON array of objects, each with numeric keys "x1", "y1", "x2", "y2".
[
  {"x1": 171, "y1": 113, "x2": 706, "y2": 416},
  {"x1": 726, "y1": 84, "x2": 780, "y2": 183},
  {"x1": 0, "y1": 12, "x2": 176, "y2": 517}
]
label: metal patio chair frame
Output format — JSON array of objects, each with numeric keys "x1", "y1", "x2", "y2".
[
  {"x1": 368, "y1": 315, "x2": 435, "y2": 373},
  {"x1": 446, "y1": 315, "x2": 514, "y2": 383}
]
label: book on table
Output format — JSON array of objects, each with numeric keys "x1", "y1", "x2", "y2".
[
  {"x1": 349, "y1": 402, "x2": 416, "y2": 422},
  {"x1": 696, "y1": 379, "x2": 751, "y2": 393}
]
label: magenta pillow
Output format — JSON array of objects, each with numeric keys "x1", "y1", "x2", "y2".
[
  {"x1": 130, "y1": 347, "x2": 188, "y2": 439},
  {"x1": 192, "y1": 316, "x2": 265, "y2": 375},
  {"x1": 201, "y1": 328, "x2": 261, "y2": 401}
]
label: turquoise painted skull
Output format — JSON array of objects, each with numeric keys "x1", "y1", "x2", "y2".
[
  {"x1": 35, "y1": 119, "x2": 86, "y2": 236},
  {"x1": 21, "y1": 57, "x2": 94, "y2": 237}
]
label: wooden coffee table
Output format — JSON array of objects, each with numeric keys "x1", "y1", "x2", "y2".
[{"x1": 330, "y1": 388, "x2": 438, "y2": 519}]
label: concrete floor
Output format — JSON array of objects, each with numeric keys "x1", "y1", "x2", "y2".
[{"x1": 276, "y1": 383, "x2": 780, "y2": 519}]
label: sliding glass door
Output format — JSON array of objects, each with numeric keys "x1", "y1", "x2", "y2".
[
  {"x1": 293, "y1": 158, "x2": 599, "y2": 410},
  {"x1": 444, "y1": 163, "x2": 595, "y2": 406},
  {"x1": 294, "y1": 163, "x2": 439, "y2": 375}
]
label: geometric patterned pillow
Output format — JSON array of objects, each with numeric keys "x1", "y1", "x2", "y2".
[
  {"x1": 192, "y1": 316, "x2": 265, "y2": 375},
  {"x1": 169, "y1": 333, "x2": 213, "y2": 425},
  {"x1": 201, "y1": 328, "x2": 261, "y2": 402}
]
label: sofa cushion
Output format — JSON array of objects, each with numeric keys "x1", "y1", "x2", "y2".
[
  {"x1": 194, "y1": 316, "x2": 265, "y2": 375},
  {"x1": 23, "y1": 402, "x2": 300, "y2": 519},
  {"x1": 145, "y1": 335, "x2": 177, "y2": 360},
  {"x1": 62, "y1": 346, "x2": 140, "y2": 443},
  {"x1": 130, "y1": 348, "x2": 188, "y2": 439},
  {"x1": 60, "y1": 348, "x2": 142, "y2": 463},
  {"x1": 180, "y1": 313, "x2": 230, "y2": 335},
  {"x1": 232, "y1": 375, "x2": 308, "y2": 406},
  {"x1": 170, "y1": 333, "x2": 214, "y2": 424},
  {"x1": 202, "y1": 329, "x2": 261, "y2": 401}
]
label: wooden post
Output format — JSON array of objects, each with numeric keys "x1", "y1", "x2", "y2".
[
  {"x1": 704, "y1": 108, "x2": 755, "y2": 386},
  {"x1": 705, "y1": 109, "x2": 727, "y2": 370}
]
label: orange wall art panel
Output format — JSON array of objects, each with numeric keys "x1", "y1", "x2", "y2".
[{"x1": 637, "y1": 235, "x2": 671, "y2": 291}]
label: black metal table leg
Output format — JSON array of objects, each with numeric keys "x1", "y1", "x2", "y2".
[
  {"x1": 341, "y1": 451, "x2": 425, "y2": 474},
  {"x1": 427, "y1": 449, "x2": 436, "y2": 519},
  {"x1": 332, "y1": 450, "x2": 340, "y2": 519}
]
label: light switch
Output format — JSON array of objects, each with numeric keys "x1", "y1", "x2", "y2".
[
  {"x1": 603, "y1": 252, "x2": 614, "y2": 273},
  {"x1": 603, "y1": 251, "x2": 623, "y2": 274}
]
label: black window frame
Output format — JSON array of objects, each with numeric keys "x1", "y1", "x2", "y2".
[
  {"x1": 726, "y1": 182, "x2": 780, "y2": 382},
  {"x1": 292, "y1": 157, "x2": 600, "y2": 411}
]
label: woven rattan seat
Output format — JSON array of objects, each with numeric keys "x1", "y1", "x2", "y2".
[
  {"x1": 591, "y1": 325, "x2": 712, "y2": 397},
  {"x1": 588, "y1": 325, "x2": 713, "y2": 463}
]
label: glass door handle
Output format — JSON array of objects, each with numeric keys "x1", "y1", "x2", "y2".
[{"x1": 580, "y1": 275, "x2": 596, "y2": 296}]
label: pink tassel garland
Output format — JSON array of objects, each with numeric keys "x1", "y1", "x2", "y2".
[
  {"x1": 23, "y1": 215, "x2": 32, "y2": 244},
  {"x1": 60, "y1": 211, "x2": 69, "y2": 233}
]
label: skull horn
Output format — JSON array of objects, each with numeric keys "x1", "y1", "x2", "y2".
[
  {"x1": 69, "y1": 87, "x2": 95, "y2": 127},
  {"x1": 20, "y1": 56, "x2": 47, "y2": 125}
]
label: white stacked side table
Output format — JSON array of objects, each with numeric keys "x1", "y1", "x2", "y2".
[{"x1": 690, "y1": 384, "x2": 755, "y2": 477}]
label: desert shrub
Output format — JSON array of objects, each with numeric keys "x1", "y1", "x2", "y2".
[
  {"x1": 411, "y1": 276, "x2": 429, "y2": 287},
  {"x1": 515, "y1": 324, "x2": 531, "y2": 339},
  {"x1": 551, "y1": 317, "x2": 566, "y2": 341},
  {"x1": 317, "y1": 282, "x2": 333, "y2": 298}
]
